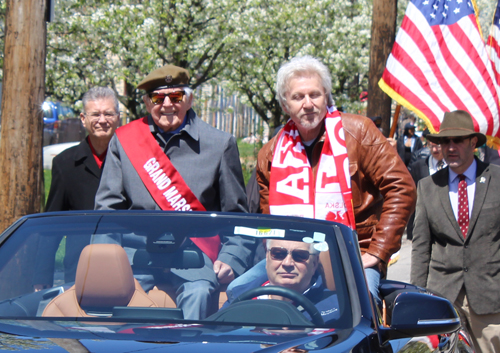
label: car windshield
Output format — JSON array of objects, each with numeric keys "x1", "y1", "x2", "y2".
[{"x1": 0, "y1": 212, "x2": 353, "y2": 329}]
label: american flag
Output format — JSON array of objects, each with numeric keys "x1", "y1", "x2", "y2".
[
  {"x1": 379, "y1": 0, "x2": 500, "y2": 145},
  {"x1": 486, "y1": 1, "x2": 500, "y2": 88}
]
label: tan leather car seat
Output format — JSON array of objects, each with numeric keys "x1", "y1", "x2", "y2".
[
  {"x1": 43, "y1": 243, "x2": 157, "y2": 317},
  {"x1": 319, "y1": 251, "x2": 336, "y2": 291},
  {"x1": 147, "y1": 286, "x2": 176, "y2": 308}
]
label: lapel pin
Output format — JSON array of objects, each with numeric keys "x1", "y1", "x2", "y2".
[{"x1": 480, "y1": 177, "x2": 486, "y2": 183}]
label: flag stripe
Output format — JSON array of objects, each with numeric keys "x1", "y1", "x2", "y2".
[
  {"x1": 437, "y1": 22, "x2": 494, "y2": 134},
  {"x1": 487, "y1": 1, "x2": 500, "y2": 102},
  {"x1": 382, "y1": 56, "x2": 444, "y2": 124},
  {"x1": 379, "y1": 0, "x2": 500, "y2": 143}
]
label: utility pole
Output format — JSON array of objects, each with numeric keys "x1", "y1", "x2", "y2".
[
  {"x1": 0, "y1": 0, "x2": 48, "y2": 231},
  {"x1": 366, "y1": 0, "x2": 398, "y2": 137}
]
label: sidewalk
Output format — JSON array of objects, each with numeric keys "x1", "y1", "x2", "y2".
[{"x1": 387, "y1": 237, "x2": 411, "y2": 283}]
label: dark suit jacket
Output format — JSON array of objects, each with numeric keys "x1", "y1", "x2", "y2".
[
  {"x1": 411, "y1": 159, "x2": 500, "y2": 315},
  {"x1": 397, "y1": 136, "x2": 423, "y2": 167},
  {"x1": 406, "y1": 157, "x2": 431, "y2": 240},
  {"x1": 34, "y1": 137, "x2": 101, "y2": 285},
  {"x1": 45, "y1": 137, "x2": 101, "y2": 212},
  {"x1": 410, "y1": 157, "x2": 431, "y2": 185}
]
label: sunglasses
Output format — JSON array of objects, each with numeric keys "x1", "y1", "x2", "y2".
[
  {"x1": 149, "y1": 91, "x2": 186, "y2": 104},
  {"x1": 439, "y1": 136, "x2": 471, "y2": 145},
  {"x1": 268, "y1": 247, "x2": 313, "y2": 263}
]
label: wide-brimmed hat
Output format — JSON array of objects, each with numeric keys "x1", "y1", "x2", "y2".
[
  {"x1": 137, "y1": 64, "x2": 190, "y2": 93},
  {"x1": 426, "y1": 110, "x2": 486, "y2": 147}
]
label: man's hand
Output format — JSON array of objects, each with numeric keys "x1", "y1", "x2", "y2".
[
  {"x1": 213, "y1": 260, "x2": 235, "y2": 284},
  {"x1": 361, "y1": 253, "x2": 381, "y2": 269},
  {"x1": 386, "y1": 137, "x2": 397, "y2": 149}
]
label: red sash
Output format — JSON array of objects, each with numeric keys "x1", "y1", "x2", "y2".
[
  {"x1": 269, "y1": 107, "x2": 356, "y2": 229},
  {"x1": 116, "y1": 117, "x2": 221, "y2": 262}
]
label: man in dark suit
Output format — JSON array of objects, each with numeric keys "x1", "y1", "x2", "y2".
[
  {"x1": 411, "y1": 110, "x2": 500, "y2": 352},
  {"x1": 406, "y1": 141, "x2": 446, "y2": 240},
  {"x1": 33, "y1": 87, "x2": 120, "y2": 291}
]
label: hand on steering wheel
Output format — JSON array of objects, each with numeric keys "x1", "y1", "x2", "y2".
[{"x1": 233, "y1": 285, "x2": 325, "y2": 326}]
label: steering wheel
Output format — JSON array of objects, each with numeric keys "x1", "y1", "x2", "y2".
[{"x1": 232, "y1": 286, "x2": 325, "y2": 326}]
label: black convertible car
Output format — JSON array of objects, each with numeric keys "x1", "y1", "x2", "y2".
[{"x1": 0, "y1": 211, "x2": 474, "y2": 352}]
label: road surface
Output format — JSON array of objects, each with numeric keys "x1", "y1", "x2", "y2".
[{"x1": 387, "y1": 237, "x2": 411, "y2": 283}]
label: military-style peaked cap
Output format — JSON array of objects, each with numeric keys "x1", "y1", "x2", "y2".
[{"x1": 137, "y1": 64, "x2": 190, "y2": 92}]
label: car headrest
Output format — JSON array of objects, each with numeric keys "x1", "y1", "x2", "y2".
[{"x1": 75, "y1": 244, "x2": 135, "y2": 308}]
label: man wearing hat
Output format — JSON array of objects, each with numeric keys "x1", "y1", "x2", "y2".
[
  {"x1": 411, "y1": 110, "x2": 500, "y2": 352},
  {"x1": 95, "y1": 64, "x2": 253, "y2": 319}
]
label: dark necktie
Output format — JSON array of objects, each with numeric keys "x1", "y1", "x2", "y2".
[
  {"x1": 458, "y1": 174, "x2": 469, "y2": 237},
  {"x1": 436, "y1": 160, "x2": 444, "y2": 170}
]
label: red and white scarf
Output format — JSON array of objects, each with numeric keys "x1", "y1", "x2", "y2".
[{"x1": 269, "y1": 106, "x2": 355, "y2": 229}]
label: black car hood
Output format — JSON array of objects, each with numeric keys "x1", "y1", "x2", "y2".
[{"x1": 0, "y1": 319, "x2": 371, "y2": 352}]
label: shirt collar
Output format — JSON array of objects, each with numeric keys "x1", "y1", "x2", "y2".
[
  {"x1": 148, "y1": 108, "x2": 199, "y2": 142},
  {"x1": 449, "y1": 158, "x2": 477, "y2": 184},
  {"x1": 430, "y1": 156, "x2": 445, "y2": 169}
]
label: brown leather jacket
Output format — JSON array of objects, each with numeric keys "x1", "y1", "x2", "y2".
[{"x1": 256, "y1": 113, "x2": 416, "y2": 275}]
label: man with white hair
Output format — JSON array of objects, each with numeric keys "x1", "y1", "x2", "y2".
[
  {"x1": 95, "y1": 64, "x2": 253, "y2": 319},
  {"x1": 255, "y1": 56, "x2": 416, "y2": 305}
]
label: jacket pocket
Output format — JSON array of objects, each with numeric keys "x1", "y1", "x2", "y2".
[{"x1": 349, "y1": 162, "x2": 361, "y2": 208}]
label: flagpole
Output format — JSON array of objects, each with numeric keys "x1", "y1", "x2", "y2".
[{"x1": 389, "y1": 104, "x2": 401, "y2": 138}]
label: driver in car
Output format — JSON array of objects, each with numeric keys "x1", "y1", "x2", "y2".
[{"x1": 222, "y1": 239, "x2": 339, "y2": 323}]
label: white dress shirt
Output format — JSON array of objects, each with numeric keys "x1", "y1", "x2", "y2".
[{"x1": 429, "y1": 156, "x2": 446, "y2": 175}]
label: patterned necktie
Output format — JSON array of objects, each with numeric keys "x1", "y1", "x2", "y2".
[
  {"x1": 458, "y1": 174, "x2": 469, "y2": 237},
  {"x1": 436, "y1": 160, "x2": 444, "y2": 170}
]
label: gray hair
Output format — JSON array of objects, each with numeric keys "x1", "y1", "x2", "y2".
[
  {"x1": 82, "y1": 87, "x2": 120, "y2": 114},
  {"x1": 183, "y1": 87, "x2": 194, "y2": 100},
  {"x1": 266, "y1": 239, "x2": 320, "y2": 256},
  {"x1": 276, "y1": 55, "x2": 334, "y2": 111}
]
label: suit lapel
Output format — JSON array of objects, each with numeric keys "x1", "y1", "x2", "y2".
[
  {"x1": 468, "y1": 160, "x2": 489, "y2": 240},
  {"x1": 435, "y1": 168, "x2": 464, "y2": 241},
  {"x1": 75, "y1": 138, "x2": 101, "y2": 179}
]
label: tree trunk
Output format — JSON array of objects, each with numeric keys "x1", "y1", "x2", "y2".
[
  {"x1": 0, "y1": 0, "x2": 47, "y2": 232},
  {"x1": 367, "y1": 0, "x2": 398, "y2": 137}
]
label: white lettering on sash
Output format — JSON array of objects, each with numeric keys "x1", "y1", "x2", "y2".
[
  {"x1": 144, "y1": 158, "x2": 192, "y2": 211},
  {"x1": 150, "y1": 169, "x2": 162, "y2": 180},
  {"x1": 167, "y1": 194, "x2": 181, "y2": 204},
  {"x1": 144, "y1": 158, "x2": 160, "y2": 173},
  {"x1": 172, "y1": 198, "x2": 187, "y2": 210},
  {"x1": 163, "y1": 186, "x2": 178, "y2": 198},
  {"x1": 155, "y1": 174, "x2": 172, "y2": 190},
  {"x1": 276, "y1": 168, "x2": 309, "y2": 203}
]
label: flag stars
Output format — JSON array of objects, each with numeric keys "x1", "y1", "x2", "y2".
[{"x1": 454, "y1": 7, "x2": 460, "y2": 14}]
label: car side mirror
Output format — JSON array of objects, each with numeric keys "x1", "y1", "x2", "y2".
[{"x1": 382, "y1": 291, "x2": 460, "y2": 342}]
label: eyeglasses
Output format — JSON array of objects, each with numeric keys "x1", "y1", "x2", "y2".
[
  {"x1": 268, "y1": 247, "x2": 313, "y2": 263},
  {"x1": 440, "y1": 136, "x2": 471, "y2": 145},
  {"x1": 84, "y1": 112, "x2": 118, "y2": 120},
  {"x1": 149, "y1": 91, "x2": 186, "y2": 105}
]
